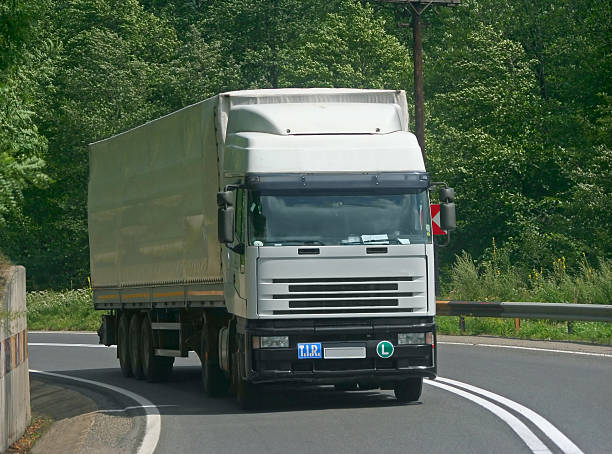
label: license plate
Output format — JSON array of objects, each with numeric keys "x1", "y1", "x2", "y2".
[
  {"x1": 324, "y1": 346, "x2": 366, "y2": 359},
  {"x1": 297, "y1": 343, "x2": 322, "y2": 359}
]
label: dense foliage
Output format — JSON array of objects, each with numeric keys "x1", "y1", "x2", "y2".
[{"x1": 0, "y1": 0, "x2": 610, "y2": 289}]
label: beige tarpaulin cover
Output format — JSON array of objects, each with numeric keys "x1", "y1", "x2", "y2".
[{"x1": 89, "y1": 98, "x2": 221, "y2": 287}]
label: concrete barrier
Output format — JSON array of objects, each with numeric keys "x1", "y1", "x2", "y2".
[{"x1": 0, "y1": 266, "x2": 30, "y2": 452}]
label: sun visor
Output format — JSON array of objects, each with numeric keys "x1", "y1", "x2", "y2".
[{"x1": 245, "y1": 172, "x2": 430, "y2": 193}]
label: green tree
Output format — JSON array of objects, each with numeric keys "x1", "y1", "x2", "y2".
[
  {"x1": 0, "y1": 1, "x2": 49, "y2": 226},
  {"x1": 280, "y1": 1, "x2": 411, "y2": 89},
  {"x1": 1, "y1": 0, "x2": 181, "y2": 288}
]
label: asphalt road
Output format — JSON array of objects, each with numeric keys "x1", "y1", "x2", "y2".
[{"x1": 28, "y1": 332, "x2": 612, "y2": 454}]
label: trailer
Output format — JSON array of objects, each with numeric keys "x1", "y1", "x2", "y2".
[{"x1": 89, "y1": 88, "x2": 455, "y2": 408}]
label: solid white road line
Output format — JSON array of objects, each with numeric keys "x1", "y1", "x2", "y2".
[
  {"x1": 437, "y1": 377, "x2": 584, "y2": 454},
  {"x1": 30, "y1": 370, "x2": 160, "y2": 454},
  {"x1": 84, "y1": 404, "x2": 177, "y2": 415},
  {"x1": 425, "y1": 379, "x2": 552, "y2": 453},
  {"x1": 29, "y1": 343, "x2": 115, "y2": 348},
  {"x1": 438, "y1": 341, "x2": 612, "y2": 358},
  {"x1": 29, "y1": 331, "x2": 98, "y2": 334}
]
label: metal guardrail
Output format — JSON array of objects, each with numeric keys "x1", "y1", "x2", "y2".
[{"x1": 436, "y1": 300, "x2": 612, "y2": 322}]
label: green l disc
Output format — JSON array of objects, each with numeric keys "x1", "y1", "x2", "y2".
[{"x1": 376, "y1": 340, "x2": 394, "y2": 358}]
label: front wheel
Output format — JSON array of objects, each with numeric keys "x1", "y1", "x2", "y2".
[
  {"x1": 201, "y1": 327, "x2": 228, "y2": 397},
  {"x1": 232, "y1": 350, "x2": 258, "y2": 410},
  {"x1": 394, "y1": 377, "x2": 423, "y2": 403}
]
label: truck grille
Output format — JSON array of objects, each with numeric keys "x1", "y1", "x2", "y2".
[{"x1": 259, "y1": 274, "x2": 427, "y2": 316}]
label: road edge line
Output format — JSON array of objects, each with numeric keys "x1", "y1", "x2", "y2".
[
  {"x1": 437, "y1": 377, "x2": 583, "y2": 454},
  {"x1": 29, "y1": 369, "x2": 160, "y2": 454},
  {"x1": 28, "y1": 343, "x2": 116, "y2": 348},
  {"x1": 424, "y1": 379, "x2": 551, "y2": 453},
  {"x1": 438, "y1": 341, "x2": 612, "y2": 358}
]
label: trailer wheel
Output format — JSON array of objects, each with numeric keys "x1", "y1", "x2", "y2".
[
  {"x1": 393, "y1": 378, "x2": 423, "y2": 403},
  {"x1": 117, "y1": 313, "x2": 132, "y2": 377},
  {"x1": 232, "y1": 349, "x2": 258, "y2": 410},
  {"x1": 129, "y1": 313, "x2": 145, "y2": 379},
  {"x1": 141, "y1": 316, "x2": 174, "y2": 382},
  {"x1": 200, "y1": 328, "x2": 227, "y2": 397}
]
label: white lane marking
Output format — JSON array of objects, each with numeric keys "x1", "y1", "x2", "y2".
[
  {"x1": 29, "y1": 331, "x2": 97, "y2": 334},
  {"x1": 437, "y1": 377, "x2": 584, "y2": 454},
  {"x1": 439, "y1": 341, "x2": 475, "y2": 345},
  {"x1": 425, "y1": 379, "x2": 551, "y2": 453},
  {"x1": 438, "y1": 341, "x2": 612, "y2": 358},
  {"x1": 85, "y1": 404, "x2": 177, "y2": 415},
  {"x1": 30, "y1": 370, "x2": 160, "y2": 454},
  {"x1": 29, "y1": 343, "x2": 116, "y2": 348}
]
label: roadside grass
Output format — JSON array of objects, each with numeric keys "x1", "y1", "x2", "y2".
[
  {"x1": 26, "y1": 289, "x2": 101, "y2": 331},
  {"x1": 437, "y1": 252, "x2": 612, "y2": 344},
  {"x1": 436, "y1": 317, "x2": 612, "y2": 344}
]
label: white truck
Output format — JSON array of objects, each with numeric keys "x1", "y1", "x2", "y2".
[{"x1": 89, "y1": 88, "x2": 455, "y2": 408}]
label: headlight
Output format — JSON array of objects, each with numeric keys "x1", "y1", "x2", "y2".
[
  {"x1": 398, "y1": 332, "x2": 425, "y2": 345},
  {"x1": 252, "y1": 336, "x2": 289, "y2": 349}
]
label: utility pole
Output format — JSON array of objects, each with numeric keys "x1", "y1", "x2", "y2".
[
  {"x1": 411, "y1": 7, "x2": 425, "y2": 160},
  {"x1": 376, "y1": 1, "x2": 460, "y2": 163},
  {"x1": 376, "y1": 1, "x2": 460, "y2": 297}
]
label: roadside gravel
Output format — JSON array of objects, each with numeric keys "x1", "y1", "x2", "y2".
[{"x1": 29, "y1": 377, "x2": 141, "y2": 454}]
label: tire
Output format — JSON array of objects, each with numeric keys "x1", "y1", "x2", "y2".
[
  {"x1": 129, "y1": 313, "x2": 145, "y2": 379},
  {"x1": 201, "y1": 327, "x2": 227, "y2": 397},
  {"x1": 232, "y1": 349, "x2": 257, "y2": 410},
  {"x1": 141, "y1": 316, "x2": 174, "y2": 382},
  {"x1": 117, "y1": 313, "x2": 132, "y2": 378},
  {"x1": 394, "y1": 377, "x2": 423, "y2": 403}
]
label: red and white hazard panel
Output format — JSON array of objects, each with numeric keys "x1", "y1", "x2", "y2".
[{"x1": 430, "y1": 204, "x2": 447, "y2": 236}]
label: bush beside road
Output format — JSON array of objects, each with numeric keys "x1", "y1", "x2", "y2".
[{"x1": 27, "y1": 289, "x2": 101, "y2": 332}]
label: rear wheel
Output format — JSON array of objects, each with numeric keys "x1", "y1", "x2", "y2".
[
  {"x1": 129, "y1": 313, "x2": 145, "y2": 379},
  {"x1": 394, "y1": 378, "x2": 423, "y2": 403},
  {"x1": 117, "y1": 313, "x2": 132, "y2": 377},
  {"x1": 141, "y1": 316, "x2": 174, "y2": 382}
]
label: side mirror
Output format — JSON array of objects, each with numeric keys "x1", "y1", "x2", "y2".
[
  {"x1": 439, "y1": 187, "x2": 455, "y2": 203},
  {"x1": 217, "y1": 191, "x2": 234, "y2": 207},
  {"x1": 440, "y1": 202, "x2": 456, "y2": 231},
  {"x1": 218, "y1": 206, "x2": 235, "y2": 244}
]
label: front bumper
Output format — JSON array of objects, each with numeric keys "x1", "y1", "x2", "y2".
[{"x1": 238, "y1": 317, "x2": 437, "y2": 385}]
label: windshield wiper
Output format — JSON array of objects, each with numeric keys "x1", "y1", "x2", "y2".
[
  {"x1": 341, "y1": 239, "x2": 390, "y2": 245},
  {"x1": 268, "y1": 239, "x2": 325, "y2": 246},
  {"x1": 342, "y1": 238, "x2": 406, "y2": 245}
]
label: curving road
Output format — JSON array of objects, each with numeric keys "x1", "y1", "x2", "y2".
[{"x1": 28, "y1": 332, "x2": 612, "y2": 454}]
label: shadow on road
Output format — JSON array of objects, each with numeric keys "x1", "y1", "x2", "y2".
[{"x1": 36, "y1": 365, "x2": 421, "y2": 416}]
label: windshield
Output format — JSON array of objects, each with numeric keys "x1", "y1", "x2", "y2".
[{"x1": 248, "y1": 191, "x2": 431, "y2": 246}]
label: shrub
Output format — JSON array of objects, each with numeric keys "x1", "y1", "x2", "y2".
[{"x1": 26, "y1": 288, "x2": 101, "y2": 331}]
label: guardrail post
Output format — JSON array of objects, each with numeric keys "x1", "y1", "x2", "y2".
[
  {"x1": 459, "y1": 316, "x2": 465, "y2": 333},
  {"x1": 567, "y1": 321, "x2": 573, "y2": 334}
]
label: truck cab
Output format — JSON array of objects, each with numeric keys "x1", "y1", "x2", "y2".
[{"x1": 215, "y1": 91, "x2": 444, "y2": 406}]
